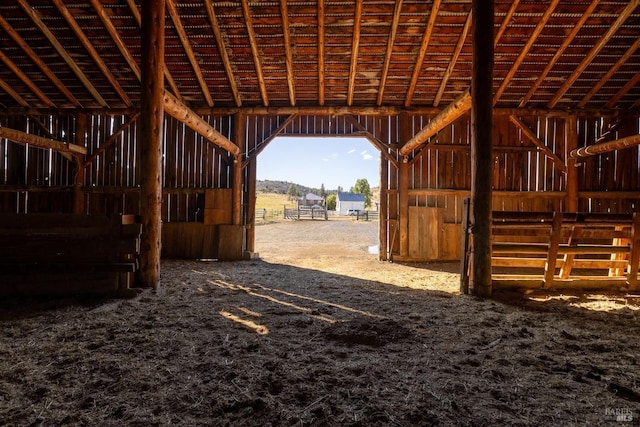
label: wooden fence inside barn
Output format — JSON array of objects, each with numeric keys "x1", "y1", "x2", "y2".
[{"x1": 1, "y1": 111, "x2": 639, "y2": 267}]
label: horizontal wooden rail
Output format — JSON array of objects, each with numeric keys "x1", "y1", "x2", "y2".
[{"x1": 464, "y1": 210, "x2": 640, "y2": 291}]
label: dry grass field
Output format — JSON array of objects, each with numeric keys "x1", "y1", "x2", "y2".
[{"x1": 1, "y1": 218, "x2": 639, "y2": 426}]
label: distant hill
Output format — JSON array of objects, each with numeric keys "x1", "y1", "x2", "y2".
[
  {"x1": 256, "y1": 180, "x2": 335, "y2": 195},
  {"x1": 256, "y1": 179, "x2": 379, "y2": 205}
]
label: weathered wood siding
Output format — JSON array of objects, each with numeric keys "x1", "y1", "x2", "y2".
[{"x1": 1, "y1": 111, "x2": 639, "y2": 260}]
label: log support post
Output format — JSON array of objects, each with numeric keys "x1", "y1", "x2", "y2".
[
  {"x1": 139, "y1": 0, "x2": 165, "y2": 289},
  {"x1": 565, "y1": 114, "x2": 579, "y2": 211},
  {"x1": 470, "y1": 0, "x2": 494, "y2": 297},
  {"x1": 233, "y1": 112, "x2": 245, "y2": 227},
  {"x1": 73, "y1": 113, "x2": 87, "y2": 214},
  {"x1": 398, "y1": 113, "x2": 410, "y2": 259}
]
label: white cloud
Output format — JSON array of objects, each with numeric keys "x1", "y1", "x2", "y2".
[
  {"x1": 363, "y1": 154, "x2": 373, "y2": 160},
  {"x1": 360, "y1": 150, "x2": 368, "y2": 156},
  {"x1": 322, "y1": 157, "x2": 329, "y2": 162},
  {"x1": 347, "y1": 148, "x2": 356, "y2": 154}
]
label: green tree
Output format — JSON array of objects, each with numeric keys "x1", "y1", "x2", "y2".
[
  {"x1": 352, "y1": 178, "x2": 372, "y2": 208},
  {"x1": 326, "y1": 194, "x2": 337, "y2": 211},
  {"x1": 320, "y1": 183, "x2": 326, "y2": 199},
  {"x1": 286, "y1": 183, "x2": 299, "y2": 201}
]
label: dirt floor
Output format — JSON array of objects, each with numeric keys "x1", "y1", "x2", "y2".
[{"x1": 1, "y1": 217, "x2": 640, "y2": 426}]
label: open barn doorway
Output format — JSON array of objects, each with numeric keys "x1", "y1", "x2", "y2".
[{"x1": 253, "y1": 136, "x2": 381, "y2": 265}]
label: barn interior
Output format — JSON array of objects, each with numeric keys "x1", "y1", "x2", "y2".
[
  {"x1": 2, "y1": 0, "x2": 639, "y2": 297},
  {"x1": 1, "y1": 1, "x2": 640, "y2": 424}
]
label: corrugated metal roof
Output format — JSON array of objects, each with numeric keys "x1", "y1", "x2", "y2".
[{"x1": 0, "y1": 1, "x2": 638, "y2": 112}]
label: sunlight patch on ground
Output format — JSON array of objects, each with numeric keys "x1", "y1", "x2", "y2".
[{"x1": 219, "y1": 310, "x2": 269, "y2": 335}]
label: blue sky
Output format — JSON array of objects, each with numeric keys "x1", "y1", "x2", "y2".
[{"x1": 257, "y1": 136, "x2": 379, "y2": 190}]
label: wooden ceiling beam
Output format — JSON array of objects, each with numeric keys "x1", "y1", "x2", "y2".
[
  {"x1": 347, "y1": 0, "x2": 364, "y2": 107},
  {"x1": 579, "y1": 38, "x2": 640, "y2": 108},
  {"x1": 0, "y1": 13, "x2": 80, "y2": 107},
  {"x1": 570, "y1": 134, "x2": 640, "y2": 159},
  {"x1": 126, "y1": 0, "x2": 182, "y2": 101},
  {"x1": 0, "y1": 77, "x2": 29, "y2": 108},
  {"x1": 52, "y1": 0, "x2": 132, "y2": 108},
  {"x1": 205, "y1": 0, "x2": 241, "y2": 107},
  {"x1": 17, "y1": 0, "x2": 107, "y2": 107},
  {"x1": 166, "y1": 0, "x2": 213, "y2": 107},
  {"x1": 434, "y1": 10, "x2": 471, "y2": 107},
  {"x1": 0, "y1": 126, "x2": 86, "y2": 155},
  {"x1": 377, "y1": 0, "x2": 403, "y2": 107},
  {"x1": 494, "y1": 0, "x2": 519, "y2": 47},
  {"x1": 318, "y1": 0, "x2": 325, "y2": 106},
  {"x1": 279, "y1": 0, "x2": 296, "y2": 106},
  {"x1": 241, "y1": 0, "x2": 269, "y2": 107},
  {"x1": 404, "y1": 0, "x2": 441, "y2": 108},
  {"x1": 548, "y1": 0, "x2": 639, "y2": 108},
  {"x1": 163, "y1": 91, "x2": 241, "y2": 157},
  {"x1": 90, "y1": 0, "x2": 141, "y2": 81},
  {"x1": 399, "y1": 89, "x2": 471, "y2": 156},
  {"x1": 493, "y1": 0, "x2": 560, "y2": 105},
  {"x1": 520, "y1": 0, "x2": 599, "y2": 108},
  {"x1": 606, "y1": 71, "x2": 640, "y2": 109},
  {"x1": 509, "y1": 116, "x2": 566, "y2": 173},
  {"x1": 0, "y1": 50, "x2": 54, "y2": 108}
]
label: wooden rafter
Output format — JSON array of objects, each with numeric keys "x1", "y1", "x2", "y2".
[
  {"x1": 0, "y1": 13, "x2": 80, "y2": 107},
  {"x1": 347, "y1": 0, "x2": 364, "y2": 107},
  {"x1": 279, "y1": 0, "x2": 296, "y2": 106},
  {"x1": 494, "y1": 0, "x2": 519, "y2": 47},
  {"x1": 548, "y1": 0, "x2": 639, "y2": 108},
  {"x1": 241, "y1": 0, "x2": 269, "y2": 107},
  {"x1": 17, "y1": 0, "x2": 107, "y2": 107},
  {"x1": 126, "y1": 0, "x2": 182, "y2": 101},
  {"x1": 166, "y1": 0, "x2": 213, "y2": 107},
  {"x1": 434, "y1": 10, "x2": 471, "y2": 107},
  {"x1": 0, "y1": 126, "x2": 86, "y2": 155},
  {"x1": 493, "y1": 0, "x2": 560, "y2": 105},
  {"x1": 0, "y1": 50, "x2": 54, "y2": 108},
  {"x1": 83, "y1": 113, "x2": 140, "y2": 168},
  {"x1": 509, "y1": 116, "x2": 567, "y2": 173},
  {"x1": 204, "y1": 0, "x2": 241, "y2": 107},
  {"x1": 404, "y1": 0, "x2": 441, "y2": 108},
  {"x1": 606, "y1": 71, "x2": 640, "y2": 109},
  {"x1": 579, "y1": 38, "x2": 640, "y2": 108},
  {"x1": 318, "y1": 0, "x2": 325, "y2": 106},
  {"x1": 377, "y1": 0, "x2": 403, "y2": 107},
  {"x1": 0, "y1": 77, "x2": 28, "y2": 107},
  {"x1": 163, "y1": 91, "x2": 241, "y2": 157},
  {"x1": 52, "y1": 0, "x2": 132, "y2": 108},
  {"x1": 90, "y1": 0, "x2": 141, "y2": 81},
  {"x1": 520, "y1": 0, "x2": 599, "y2": 107},
  {"x1": 399, "y1": 89, "x2": 471, "y2": 156}
]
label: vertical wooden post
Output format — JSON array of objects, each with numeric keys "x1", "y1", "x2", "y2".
[
  {"x1": 379, "y1": 149, "x2": 388, "y2": 260},
  {"x1": 232, "y1": 113, "x2": 245, "y2": 226},
  {"x1": 398, "y1": 114, "x2": 410, "y2": 259},
  {"x1": 73, "y1": 113, "x2": 87, "y2": 214},
  {"x1": 565, "y1": 114, "x2": 579, "y2": 212},
  {"x1": 246, "y1": 156, "x2": 257, "y2": 253},
  {"x1": 139, "y1": 0, "x2": 165, "y2": 289},
  {"x1": 470, "y1": 0, "x2": 494, "y2": 297}
]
